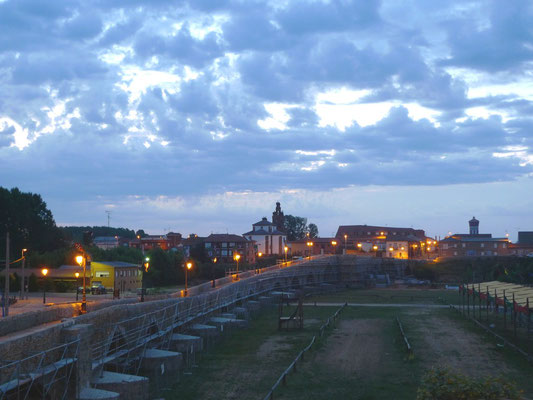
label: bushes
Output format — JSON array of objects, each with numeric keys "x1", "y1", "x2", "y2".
[{"x1": 417, "y1": 367, "x2": 521, "y2": 400}]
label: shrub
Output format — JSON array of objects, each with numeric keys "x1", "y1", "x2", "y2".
[{"x1": 416, "y1": 367, "x2": 521, "y2": 400}]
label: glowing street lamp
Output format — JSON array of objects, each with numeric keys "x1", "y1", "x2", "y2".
[
  {"x1": 373, "y1": 245, "x2": 378, "y2": 251},
  {"x1": 344, "y1": 234, "x2": 348, "y2": 253},
  {"x1": 284, "y1": 246, "x2": 288, "y2": 262},
  {"x1": 21, "y1": 248, "x2": 27, "y2": 300},
  {"x1": 185, "y1": 261, "x2": 193, "y2": 296},
  {"x1": 41, "y1": 268, "x2": 48, "y2": 304},
  {"x1": 212, "y1": 257, "x2": 217, "y2": 288},
  {"x1": 234, "y1": 254, "x2": 241, "y2": 279},
  {"x1": 357, "y1": 243, "x2": 362, "y2": 251},
  {"x1": 75, "y1": 255, "x2": 87, "y2": 313},
  {"x1": 75, "y1": 272, "x2": 80, "y2": 301},
  {"x1": 331, "y1": 240, "x2": 337, "y2": 254},
  {"x1": 141, "y1": 257, "x2": 150, "y2": 302},
  {"x1": 306, "y1": 241, "x2": 313, "y2": 259}
]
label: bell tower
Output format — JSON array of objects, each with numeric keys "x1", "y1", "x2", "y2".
[
  {"x1": 469, "y1": 217, "x2": 479, "y2": 235},
  {"x1": 272, "y1": 202, "x2": 285, "y2": 232}
]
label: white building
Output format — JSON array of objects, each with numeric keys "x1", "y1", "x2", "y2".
[{"x1": 243, "y1": 217, "x2": 287, "y2": 255}]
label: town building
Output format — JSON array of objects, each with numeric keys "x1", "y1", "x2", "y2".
[
  {"x1": 90, "y1": 261, "x2": 142, "y2": 293},
  {"x1": 243, "y1": 203, "x2": 287, "y2": 256},
  {"x1": 204, "y1": 234, "x2": 255, "y2": 264},
  {"x1": 128, "y1": 232, "x2": 182, "y2": 251},
  {"x1": 93, "y1": 236, "x2": 120, "y2": 250},
  {"x1": 289, "y1": 237, "x2": 338, "y2": 256},
  {"x1": 439, "y1": 217, "x2": 510, "y2": 257},
  {"x1": 335, "y1": 225, "x2": 434, "y2": 257},
  {"x1": 509, "y1": 231, "x2": 533, "y2": 256}
]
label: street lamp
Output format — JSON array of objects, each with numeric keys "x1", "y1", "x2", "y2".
[
  {"x1": 41, "y1": 268, "x2": 48, "y2": 304},
  {"x1": 331, "y1": 240, "x2": 337, "y2": 254},
  {"x1": 357, "y1": 243, "x2": 362, "y2": 251},
  {"x1": 284, "y1": 246, "x2": 288, "y2": 263},
  {"x1": 185, "y1": 261, "x2": 193, "y2": 296},
  {"x1": 21, "y1": 248, "x2": 27, "y2": 300},
  {"x1": 75, "y1": 255, "x2": 87, "y2": 313},
  {"x1": 75, "y1": 272, "x2": 80, "y2": 301},
  {"x1": 212, "y1": 257, "x2": 217, "y2": 288},
  {"x1": 141, "y1": 257, "x2": 150, "y2": 302},
  {"x1": 234, "y1": 254, "x2": 241, "y2": 279},
  {"x1": 306, "y1": 241, "x2": 313, "y2": 259},
  {"x1": 344, "y1": 234, "x2": 347, "y2": 254}
]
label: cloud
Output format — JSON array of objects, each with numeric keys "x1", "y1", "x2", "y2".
[{"x1": 0, "y1": 0, "x2": 532, "y2": 235}]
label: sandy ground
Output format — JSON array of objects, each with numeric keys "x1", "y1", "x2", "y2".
[
  {"x1": 415, "y1": 314, "x2": 512, "y2": 377},
  {"x1": 316, "y1": 319, "x2": 385, "y2": 376}
]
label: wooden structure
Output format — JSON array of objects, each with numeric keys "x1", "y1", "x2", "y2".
[{"x1": 278, "y1": 294, "x2": 303, "y2": 331}]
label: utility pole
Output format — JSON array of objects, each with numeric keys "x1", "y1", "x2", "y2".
[
  {"x1": 105, "y1": 210, "x2": 111, "y2": 228},
  {"x1": 4, "y1": 232, "x2": 10, "y2": 317}
]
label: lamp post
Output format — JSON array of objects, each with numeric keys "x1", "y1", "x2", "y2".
[
  {"x1": 75, "y1": 272, "x2": 80, "y2": 301},
  {"x1": 234, "y1": 254, "x2": 241, "y2": 279},
  {"x1": 185, "y1": 261, "x2": 193, "y2": 296},
  {"x1": 75, "y1": 255, "x2": 87, "y2": 313},
  {"x1": 141, "y1": 257, "x2": 150, "y2": 302},
  {"x1": 284, "y1": 246, "x2": 288, "y2": 263},
  {"x1": 331, "y1": 240, "x2": 337, "y2": 255},
  {"x1": 306, "y1": 241, "x2": 313, "y2": 259},
  {"x1": 20, "y1": 248, "x2": 27, "y2": 300},
  {"x1": 344, "y1": 234, "x2": 347, "y2": 254},
  {"x1": 357, "y1": 243, "x2": 362, "y2": 251},
  {"x1": 212, "y1": 257, "x2": 217, "y2": 288},
  {"x1": 41, "y1": 268, "x2": 48, "y2": 304}
]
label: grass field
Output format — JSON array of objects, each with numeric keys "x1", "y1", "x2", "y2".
[{"x1": 160, "y1": 288, "x2": 533, "y2": 400}]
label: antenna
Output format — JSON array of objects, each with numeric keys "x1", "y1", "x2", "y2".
[{"x1": 105, "y1": 210, "x2": 111, "y2": 228}]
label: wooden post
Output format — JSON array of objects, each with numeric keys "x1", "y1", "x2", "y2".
[
  {"x1": 462, "y1": 284, "x2": 465, "y2": 315},
  {"x1": 467, "y1": 285, "x2": 470, "y2": 316},
  {"x1": 478, "y1": 283, "x2": 482, "y2": 320},
  {"x1": 494, "y1": 288, "x2": 498, "y2": 315},
  {"x1": 486, "y1": 287, "x2": 489, "y2": 322},
  {"x1": 503, "y1": 290, "x2": 507, "y2": 330},
  {"x1": 513, "y1": 292, "x2": 517, "y2": 339}
]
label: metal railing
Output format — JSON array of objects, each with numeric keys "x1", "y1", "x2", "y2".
[
  {"x1": 0, "y1": 339, "x2": 79, "y2": 400},
  {"x1": 90, "y1": 258, "x2": 340, "y2": 375}
]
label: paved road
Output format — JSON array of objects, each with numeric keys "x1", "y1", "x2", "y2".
[{"x1": 303, "y1": 302, "x2": 451, "y2": 308}]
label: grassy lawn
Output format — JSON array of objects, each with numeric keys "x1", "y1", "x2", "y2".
[
  {"x1": 156, "y1": 288, "x2": 533, "y2": 399},
  {"x1": 306, "y1": 288, "x2": 461, "y2": 305},
  {"x1": 160, "y1": 305, "x2": 339, "y2": 400}
]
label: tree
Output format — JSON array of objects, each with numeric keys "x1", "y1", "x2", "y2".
[
  {"x1": 284, "y1": 215, "x2": 308, "y2": 241},
  {"x1": 0, "y1": 187, "x2": 64, "y2": 256},
  {"x1": 307, "y1": 223, "x2": 319, "y2": 238}
]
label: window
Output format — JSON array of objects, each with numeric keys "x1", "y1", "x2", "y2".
[
  {"x1": 454, "y1": 251, "x2": 458, "y2": 256},
  {"x1": 95, "y1": 271, "x2": 109, "y2": 278},
  {"x1": 480, "y1": 243, "x2": 485, "y2": 248},
  {"x1": 503, "y1": 244, "x2": 506, "y2": 248},
  {"x1": 462, "y1": 243, "x2": 466, "y2": 248},
  {"x1": 229, "y1": 242, "x2": 235, "y2": 247},
  {"x1": 443, "y1": 244, "x2": 448, "y2": 250},
  {"x1": 205, "y1": 242, "x2": 211, "y2": 248},
  {"x1": 221, "y1": 250, "x2": 227, "y2": 256},
  {"x1": 222, "y1": 242, "x2": 227, "y2": 248},
  {"x1": 494, "y1": 243, "x2": 497, "y2": 248},
  {"x1": 454, "y1": 244, "x2": 457, "y2": 248}
]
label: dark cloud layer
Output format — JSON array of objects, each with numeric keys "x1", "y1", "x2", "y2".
[{"x1": 0, "y1": 0, "x2": 532, "y2": 208}]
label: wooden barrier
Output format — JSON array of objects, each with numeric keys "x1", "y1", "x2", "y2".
[{"x1": 396, "y1": 316, "x2": 413, "y2": 359}]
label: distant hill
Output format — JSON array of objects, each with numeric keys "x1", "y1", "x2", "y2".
[{"x1": 59, "y1": 226, "x2": 137, "y2": 243}]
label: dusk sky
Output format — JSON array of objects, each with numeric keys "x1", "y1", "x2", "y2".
[{"x1": 1, "y1": 0, "x2": 532, "y2": 240}]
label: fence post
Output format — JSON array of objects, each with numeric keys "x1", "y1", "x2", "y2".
[
  {"x1": 504, "y1": 290, "x2": 507, "y2": 330},
  {"x1": 486, "y1": 287, "x2": 489, "y2": 322},
  {"x1": 513, "y1": 292, "x2": 517, "y2": 339},
  {"x1": 478, "y1": 283, "x2": 482, "y2": 320}
]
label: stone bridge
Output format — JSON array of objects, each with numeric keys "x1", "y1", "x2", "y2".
[{"x1": 0, "y1": 255, "x2": 414, "y2": 399}]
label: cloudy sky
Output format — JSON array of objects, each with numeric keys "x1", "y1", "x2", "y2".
[{"x1": 1, "y1": 0, "x2": 532, "y2": 240}]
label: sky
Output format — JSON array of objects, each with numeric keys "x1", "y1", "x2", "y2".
[{"x1": 1, "y1": 0, "x2": 532, "y2": 241}]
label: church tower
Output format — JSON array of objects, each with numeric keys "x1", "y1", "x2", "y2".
[
  {"x1": 272, "y1": 202, "x2": 285, "y2": 232},
  {"x1": 469, "y1": 217, "x2": 479, "y2": 235}
]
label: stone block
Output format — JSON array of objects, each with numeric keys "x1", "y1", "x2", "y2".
[{"x1": 91, "y1": 371, "x2": 149, "y2": 400}]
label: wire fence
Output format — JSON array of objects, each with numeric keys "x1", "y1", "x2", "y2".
[{"x1": 263, "y1": 303, "x2": 347, "y2": 400}]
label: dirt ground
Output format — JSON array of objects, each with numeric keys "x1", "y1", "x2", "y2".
[
  {"x1": 316, "y1": 319, "x2": 385, "y2": 376},
  {"x1": 414, "y1": 314, "x2": 512, "y2": 377}
]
